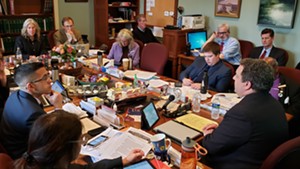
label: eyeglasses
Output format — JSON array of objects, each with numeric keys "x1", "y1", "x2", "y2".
[
  {"x1": 218, "y1": 32, "x2": 228, "y2": 35},
  {"x1": 31, "y1": 73, "x2": 51, "y2": 83},
  {"x1": 69, "y1": 135, "x2": 89, "y2": 145}
]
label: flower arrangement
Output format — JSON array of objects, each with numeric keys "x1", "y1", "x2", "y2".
[{"x1": 51, "y1": 44, "x2": 76, "y2": 61}]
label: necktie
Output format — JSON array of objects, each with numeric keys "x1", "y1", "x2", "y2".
[
  {"x1": 220, "y1": 42, "x2": 224, "y2": 52},
  {"x1": 260, "y1": 50, "x2": 267, "y2": 59}
]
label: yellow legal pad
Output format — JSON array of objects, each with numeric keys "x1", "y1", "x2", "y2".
[{"x1": 175, "y1": 113, "x2": 218, "y2": 132}]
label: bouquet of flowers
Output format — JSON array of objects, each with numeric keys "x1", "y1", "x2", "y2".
[{"x1": 51, "y1": 44, "x2": 76, "y2": 61}]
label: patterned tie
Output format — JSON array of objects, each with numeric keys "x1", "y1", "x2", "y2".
[
  {"x1": 220, "y1": 42, "x2": 224, "y2": 52},
  {"x1": 260, "y1": 50, "x2": 267, "y2": 59}
]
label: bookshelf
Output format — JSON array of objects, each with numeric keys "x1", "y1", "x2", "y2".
[
  {"x1": 0, "y1": 0, "x2": 55, "y2": 54},
  {"x1": 94, "y1": 0, "x2": 139, "y2": 48}
]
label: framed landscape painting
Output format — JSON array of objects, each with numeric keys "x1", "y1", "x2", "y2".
[
  {"x1": 215, "y1": 0, "x2": 242, "y2": 18},
  {"x1": 257, "y1": 0, "x2": 298, "y2": 28}
]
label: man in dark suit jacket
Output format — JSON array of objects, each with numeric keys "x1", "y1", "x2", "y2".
[
  {"x1": 0, "y1": 62, "x2": 63, "y2": 159},
  {"x1": 132, "y1": 14, "x2": 159, "y2": 44},
  {"x1": 201, "y1": 58, "x2": 289, "y2": 169},
  {"x1": 179, "y1": 41, "x2": 232, "y2": 92},
  {"x1": 249, "y1": 28, "x2": 287, "y2": 66}
]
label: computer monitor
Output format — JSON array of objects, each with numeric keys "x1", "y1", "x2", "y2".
[{"x1": 186, "y1": 31, "x2": 207, "y2": 50}]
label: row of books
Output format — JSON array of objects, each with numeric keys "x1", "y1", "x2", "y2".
[
  {"x1": 0, "y1": 17, "x2": 54, "y2": 34},
  {"x1": 1, "y1": 34, "x2": 50, "y2": 54}
]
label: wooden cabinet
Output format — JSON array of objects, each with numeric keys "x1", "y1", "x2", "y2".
[
  {"x1": 0, "y1": 0, "x2": 55, "y2": 54},
  {"x1": 163, "y1": 29, "x2": 198, "y2": 79},
  {"x1": 94, "y1": 0, "x2": 139, "y2": 48}
]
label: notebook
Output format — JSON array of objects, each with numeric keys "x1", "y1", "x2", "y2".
[{"x1": 154, "y1": 120, "x2": 201, "y2": 144}]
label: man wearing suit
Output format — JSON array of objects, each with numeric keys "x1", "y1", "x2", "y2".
[
  {"x1": 265, "y1": 57, "x2": 300, "y2": 138},
  {"x1": 201, "y1": 58, "x2": 289, "y2": 169},
  {"x1": 179, "y1": 41, "x2": 232, "y2": 92},
  {"x1": 249, "y1": 28, "x2": 287, "y2": 66},
  {"x1": 0, "y1": 62, "x2": 63, "y2": 159}
]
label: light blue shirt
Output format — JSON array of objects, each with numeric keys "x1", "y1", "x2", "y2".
[{"x1": 216, "y1": 37, "x2": 241, "y2": 65}]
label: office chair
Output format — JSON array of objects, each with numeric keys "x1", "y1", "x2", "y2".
[
  {"x1": 238, "y1": 39, "x2": 254, "y2": 58},
  {"x1": 140, "y1": 43, "x2": 168, "y2": 75},
  {"x1": 260, "y1": 136, "x2": 300, "y2": 169},
  {"x1": 134, "y1": 39, "x2": 144, "y2": 58},
  {"x1": 278, "y1": 67, "x2": 300, "y2": 85},
  {"x1": 223, "y1": 61, "x2": 235, "y2": 92},
  {"x1": 0, "y1": 153, "x2": 13, "y2": 169},
  {"x1": 47, "y1": 29, "x2": 57, "y2": 48}
]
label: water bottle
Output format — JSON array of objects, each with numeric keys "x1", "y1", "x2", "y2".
[
  {"x1": 211, "y1": 96, "x2": 220, "y2": 119},
  {"x1": 192, "y1": 92, "x2": 201, "y2": 113},
  {"x1": 200, "y1": 70, "x2": 208, "y2": 94},
  {"x1": 16, "y1": 47, "x2": 22, "y2": 62},
  {"x1": 97, "y1": 51, "x2": 103, "y2": 66},
  {"x1": 52, "y1": 65, "x2": 59, "y2": 82},
  {"x1": 133, "y1": 74, "x2": 139, "y2": 88}
]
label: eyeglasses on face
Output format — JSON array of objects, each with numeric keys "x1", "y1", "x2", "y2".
[
  {"x1": 31, "y1": 73, "x2": 51, "y2": 83},
  {"x1": 64, "y1": 25, "x2": 73, "y2": 28},
  {"x1": 217, "y1": 32, "x2": 228, "y2": 35}
]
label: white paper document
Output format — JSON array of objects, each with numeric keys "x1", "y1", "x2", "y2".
[
  {"x1": 124, "y1": 70, "x2": 157, "y2": 80},
  {"x1": 80, "y1": 128, "x2": 152, "y2": 162}
]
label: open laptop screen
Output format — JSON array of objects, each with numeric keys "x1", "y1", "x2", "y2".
[{"x1": 186, "y1": 31, "x2": 207, "y2": 50}]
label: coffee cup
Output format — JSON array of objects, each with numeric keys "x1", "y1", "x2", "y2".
[
  {"x1": 151, "y1": 133, "x2": 172, "y2": 154},
  {"x1": 122, "y1": 58, "x2": 129, "y2": 71}
]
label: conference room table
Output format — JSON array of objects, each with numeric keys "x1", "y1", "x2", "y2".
[{"x1": 44, "y1": 63, "x2": 292, "y2": 169}]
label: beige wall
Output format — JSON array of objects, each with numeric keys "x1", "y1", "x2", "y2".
[{"x1": 55, "y1": 0, "x2": 300, "y2": 67}]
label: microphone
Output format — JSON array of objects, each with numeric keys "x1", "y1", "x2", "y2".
[{"x1": 162, "y1": 95, "x2": 175, "y2": 111}]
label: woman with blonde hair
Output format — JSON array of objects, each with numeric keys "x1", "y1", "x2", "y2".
[
  {"x1": 107, "y1": 28, "x2": 140, "y2": 67},
  {"x1": 14, "y1": 18, "x2": 46, "y2": 60}
]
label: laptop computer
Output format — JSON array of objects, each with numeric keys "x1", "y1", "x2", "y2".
[
  {"x1": 154, "y1": 120, "x2": 202, "y2": 144},
  {"x1": 186, "y1": 30, "x2": 207, "y2": 56}
]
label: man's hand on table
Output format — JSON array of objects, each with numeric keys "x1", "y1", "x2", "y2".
[{"x1": 202, "y1": 123, "x2": 218, "y2": 136}]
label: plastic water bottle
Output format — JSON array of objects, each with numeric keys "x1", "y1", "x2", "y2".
[
  {"x1": 211, "y1": 96, "x2": 220, "y2": 120},
  {"x1": 133, "y1": 74, "x2": 139, "y2": 88},
  {"x1": 192, "y1": 93, "x2": 201, "y2": 113},
  {"x1": 16, "y1": 47, "x2": 22, "y2": 61}
]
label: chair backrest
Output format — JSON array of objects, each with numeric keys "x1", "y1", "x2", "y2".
[
  {"x1": 48, "y1": 29, "x2": 57, "y2": 48},
  {"x1": 140, "y1": 43, "x2": 168, "y2": 75},
  {"x1": 278, "y1": 66, "x2": 300, "y2": 85},
  {"x1": 238, "y1": 39, "x2": 254, "y2": 59},
  {"x1": 260, "y1": 136, "x2": 300, "y2": 169},
  {"x1": 134, "y1": 39, "x2": 144, "y2": 57},
  {"x1": 0, "y1": 153, "x2": 13, "y2": 169},
  {"x1": 223, "y1": 61, "x2": 235, "y2": 91},
  {"x1": 296, "y1": 62, "x2": 300, "y2": 70}
]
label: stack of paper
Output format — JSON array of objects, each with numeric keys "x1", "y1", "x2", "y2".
[{"x1": 175, "y1": 113, "x2": 218, "y2": 132}]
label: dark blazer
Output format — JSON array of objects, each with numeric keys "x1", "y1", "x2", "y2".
[
  {"x1": 14, "y1": 35, "x2": 46, "y2": 60},
  {"x1": 201, "y1": 92, "x2": 289, "y2": 169},
  {"x1": 179, "y1": 57, "x2": 231, "y2": 92},
  {"x1": 0, "y1": 90, "x2": 45, "y2": 159},
  {"x1": 249, "y1": 46, "x2": 287, "y2": 66},
  {"x1": 278, "y1": 73, "x2": 300, "y2": 138},
  {"x1": 132, "y1": 27, "x2": 159, "y2": 44}
]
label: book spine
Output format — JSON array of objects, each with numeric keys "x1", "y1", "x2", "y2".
[{"x1": 8, "y1": 0, "x2": 14, "y2": 15}]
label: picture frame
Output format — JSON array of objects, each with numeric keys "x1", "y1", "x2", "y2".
[
  {"x1": 65, "y1": 0, "x2": 88, "y2": 2},
  {"x1": 257, "y1": 0, "x2": 298, "y2": 29},
  {"x1": 214, "y1": 0, "x2": 242, "y2": 18}
]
